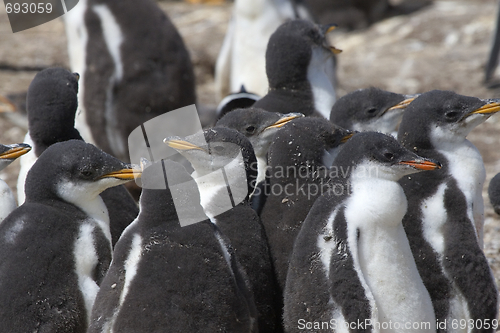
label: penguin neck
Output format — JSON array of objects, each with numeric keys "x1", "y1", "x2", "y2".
[
  {"x1": 306, "y1": 48, "x2": 336, "y2": 119},
  {"x1": 0, "y1": 179, "x2": 16, "y2": 223},
  {"x1": 29, "y1": 128, "x2": 83, "y2": 157},
  {"x1": 256, "y1": 155, "x2": 268, "y2": 184},
  {"x1": 345, "y1": 170, "x2": 436, "y2": 330},
  {"x1": 138, "y1": 188, "x2": 178, "y2": 228}
]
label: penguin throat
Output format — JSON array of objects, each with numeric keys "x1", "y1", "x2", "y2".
[{"x1": 307, "y1": 47, "x2": 336, "y2": 118}]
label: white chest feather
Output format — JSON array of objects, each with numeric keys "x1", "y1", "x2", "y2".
[
  {"x1": 0, "y1": 179, "x2": 16, "y2": 224},
  {"x1": 307, "y1": 48, "x2": 337, "y2": 119},
  {"x1": 17, "y1": 132, "x2": 36, "y2": 205},
  {"x1": 345, "y1": 177, "x2": 436, "y2": 332},
  {"x1": 420, "y1": 183, "x2": 448, "y2": 256}
]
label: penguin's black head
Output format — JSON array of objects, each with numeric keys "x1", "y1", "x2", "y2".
[
  {"x1": 165, "y1": 127, "x2": 258, "y2": 198},
  {"x1": 398, "y1": 90, "x2": 500, "y2": 150},
  {"x1": 216, "y1": 107, "x2": 304, "y2": 158},
  {"x1": 330, "y1": 87, "x2": 417, "y2": 133},
  {"x1": 334, "y1": 132, "x2": 441, "y2": 182},
  {"x1": 0, "y1": 143, "x2": 31, "y2": 172},
  {"x1": 27, "y1": 67, "x2": 82, "y2": 156},
  {"x1": 268, "y1": 117, "x2": 354, "y2": 170},
  {"x1": 215, "y1": 86, "x2": 261, "y2": 120},
  {"x1": 266, "y1": 19, "x2": 341, "y2": 90},
  {"x1": 25, "y1": 140, "x2": 140, "y2": 204}
]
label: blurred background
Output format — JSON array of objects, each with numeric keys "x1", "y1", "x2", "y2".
[{"x1": 1, "y1": 0, "x2": 500, "y2": 285}]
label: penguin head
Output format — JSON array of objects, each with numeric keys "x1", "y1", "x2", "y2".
[
  {"x1": 165, "y1": 127, "x2": 258, "y2": 197},
  {"x1": 27, "y1": 67, "x2": 82, "y2": 155},
  {"x1": 265, "y1": 19, "x2": 341, "y2": 90},
  {"x1": 330, "y1": 87, "x2": 417, "y2": 133},
  {"x1": 334, "y1": 132, "x2": 441, "y2": 182},
  {"x1": 268, "y1": 117, "x2": 354, "y2": 169},
  {"x1": 216, "y1": 107, "x2": 304, "y2": 159},
  {"x1": 215, "y1": 86, "x2": 261, "y2": 120},
  {"x1": 398, "y1": 90, "x2": 500, "y2": 150},
  {"x1": 0, "y1": 143, "x2": 31, "y2": 172},
  {"x1": 25, "y1": 140, "x2": 140, "y2": 204}
]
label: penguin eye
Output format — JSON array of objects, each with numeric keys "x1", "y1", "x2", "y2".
[
  {"x1": 366, "y1": 107, "x2": 378, "y2": 116},
  {"x1": 384, "y1": 152, "x2": 394, "y2": 161},
  {"x1": 445, "y1": 110, "x2": 460, "y2": 120},
  {"x1": 80, "y1": 170, "x2": 94, "y2": 178},
  {"x1": 245, "y1": 126, "x2": 256, "y2": 134},
  {"x1": 213, "y1": 145, "x2": 225, "y2": 153}
]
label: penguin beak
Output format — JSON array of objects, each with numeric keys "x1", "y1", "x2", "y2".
[
  {"x1": 264, "y1": 113, "x2": 304, "y2": 130},
  {"x1": 387, "y1": 96, "x2": 418, "y2": 112},
  {"x1": 341, "y1": 132, "x2": 355, "y2": 143},
  {"x1": 101, "y1": 166, "x2": 142, "y2": 180},
  {"x1": 0, "y1": 95, "x2": 16, "y2": 113},
  {"x1": 0, "y1": 144, "x2": 31, "y2": 159},
  {"x1": 398, "y1": 159, "x2": 442, "y2": 171},
  {"x1": 468, "y1": 101, "x2": 500, "y2": 115},
  {"x1": 164, "y1": 138, "x2": 206, "y2": 152},
  {"x1": 323, "y1": 24, "x2": 337, "y2": 35}
]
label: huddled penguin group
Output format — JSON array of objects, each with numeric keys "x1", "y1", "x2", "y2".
[{"x1": 0, "y1": 1, "x2": 499, "y2": 332}]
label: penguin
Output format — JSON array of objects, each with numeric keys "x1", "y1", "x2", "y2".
[
  {"x1": 0, "y1": 143, "x2": 31, "y2": 223},
  {"x1": 17, "y1": 67, "x2": 139, "y2": 246},
  {"x1": 165, "y1": 127, "x2": 282, "y2": 332},
  {"x1": 87, "y1": 159, "x2": 258, "y2": 333},
  {"x1": 214, "y1": 0, "x2": 311, "y2": 100},
  {"x1": 284, "y1": 132, "x2": 440, "y2": 333},
  {"x1": 488, "y1": 172, "x2": 500, "y2": 215},
  {"x1": 215, "y1": 86, "x2": 261, "y2": 121},
  {"x1": 0, "y1": 140, "x2": 139, "y2": 333},
  {"x1": 259, "y1": 117, "x2": 353, "y2": 292},
  {"x1": 252, "y1": 19, "x2": 341, "y2": 118},
  {"x1": 329, "y1": 87, "x2": 418, "y2": 136},
  {"x1": 63, "y1": 0, "x2": 196, "y2": 164},
  {"x1": 397, "y1": 90, "x2": 499, "y2": 331},
  {"x1": 485, "y1": 0, "x2": 500, "y2": 83}
]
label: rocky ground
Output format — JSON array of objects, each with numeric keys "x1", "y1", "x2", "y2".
[{"x1": 1, "y1": 0, "x2": 500, "y2": 294}]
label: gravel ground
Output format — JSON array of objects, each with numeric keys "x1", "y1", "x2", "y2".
[{"x1": 1, "y1": 0, "x2": 500, "y2": 303}]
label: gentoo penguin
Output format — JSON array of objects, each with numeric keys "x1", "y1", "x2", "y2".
[
  {"x1": 18, "y1": 67, "x2": 139, "y2": 246},
  {"x1": 165, "y1": 127, "x2": 282, "y2": 332},
  {"x1": 488, "y1": 172, "x2": 500, "y2": 215},
  {"x1": 397, "y1": 90, "x2": 499, "y2": 331},
  {"x1": 0, "y1": 140, "x2": 139, "y2": 333},
  {"x1": 63, "y1": 0, "x2": 196, "y2": 163},
  {"x1": 329, "y1": 87, "x2": 417, "y2": 136},
  {"x1": 215, "y1": 86, "x2": 261, "y2": 121},
  {"x1": 87, "y1": 159, "x2": 258, "y2": 333},
  {"x1": 0, "y1": 143, "x2": 31, "y2": 222},
  {"x1": 259, "y1": 117, "x2": 353, "y2": 291},
  {"x1": 214, "y1": 0, "x2": 311, "y2": 100},
  {"x1": 284, "y1": 132, "x2": 440, "y2": 333},
  {"x1": 253, "y1": 19, "x2": 341, "y2": 118}
]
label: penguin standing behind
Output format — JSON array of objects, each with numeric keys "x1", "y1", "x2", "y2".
[
  {"x1": 253, "y1": 19, "x2": 341, "y2": 118},
  {"x1": 63, "y1": 0, "x2": 196, "y2": 164},
  {"x1": 329, "y1": 87, "x2": 417, "y2": 136},
  {"x1": 0, "y1": 143, "x2": 31, "y2": 222},
  {"x1": 17, "y1": 68, "x2": 139, "y2": 246},
  {"x1": 488, "y1": 173, "x2": 500, "y2": 215},
  {"x1": 215, "y1": 0, "x2": 310, "y2": 100},
  {"x1": 88, "y1": 159, "x2": 258, "y2": 332},
  {"x1": 0, "y1": 140, "x2": 139, "y2": 333},
  {"x1": 259, "y1": 117, "x2": 353, "y2": 291},
  {"x1": 397, "y1": 91, "x2": 499, "y2": 331},
  {"x1": 166, "y1": 127, "x2": 282, "y2": 332},
  {"x1": 284, "y1": 132, "x2": 439, "y2": 333}
]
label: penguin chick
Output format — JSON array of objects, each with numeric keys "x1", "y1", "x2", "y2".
[
  {"x1": 284, "y1": 131, "x2": 440, "y2": 333},
  {"x1": 0, "y1": 143, "x2": 31, "y2": 223},
  {"x1": 397, "y1": 90, "x2": 500, "y2": 331},
  {"x1": 0, "y1": 140, "x2": 139, "y2": 333},
  {"x1": 330, "y1": 87, "x2": 417, "y2": 136},
  {"x1": 253, "y1": 19, "x2": 341, "y2": 118}
]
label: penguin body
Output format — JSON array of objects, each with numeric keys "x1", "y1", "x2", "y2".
[
  {"x1": 488, "y1": 172, "x2": 500, "y2": 215},
  {"x1": 253, "y1": 19, "x2": 340, "y2": 118},
  {"x1": 88, "y1": 159, "x2": 258, "y2": 332},
  {"x1": 0, "y1": 143, "x2": 31, "y2": 223},
  {"x1": 0, "y1": 140, "x2": 138, "y2": 333},
  {"x1": 64, "y1": 0, "x2": 196, "y2": 163},
  {"x1": 397, "y1": 90, "x2": 499, "y2": 330},
  {"x1": 284, "y1": 132, "x2": 439, "y2": 333},
  {"x1": 329, "y1": 87, "x2": 417, "y2": 136},
  {"x1": 259, "y1": 117, "x2": 352, "y2": 291},
  {"x1": 166, "y1": 127, "x2": 282, "y2": 332},
  {"x1": 17, "y1": 67, "x2": 139, "y2": 246},
  {"x1": 215, "y1": 0, "x2": 309, "y2": 100}
]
